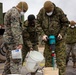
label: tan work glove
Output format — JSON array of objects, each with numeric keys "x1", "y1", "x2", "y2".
[
  {"x1": 42, "y1": 35, "x2": 48, "y2": 41},
  {"x1": 57, "y1": 34, "x2": 62, "y2": 40}
]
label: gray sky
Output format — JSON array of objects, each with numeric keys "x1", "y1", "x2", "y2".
[{"x1": 0, "y1": 0, "x2": 76, "y2": 21}]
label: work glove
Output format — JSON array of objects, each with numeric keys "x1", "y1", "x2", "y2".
[
  {"x1": 57, "y1": 34, "x2": 62, "y2": 40},
  {"x1": 42, "y1": 35, "x2": 48, "y2": 41}
]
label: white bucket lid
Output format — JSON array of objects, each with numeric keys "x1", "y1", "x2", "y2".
[{"x1": 29, "y1": 51, "x2": 44, "y2": 62}]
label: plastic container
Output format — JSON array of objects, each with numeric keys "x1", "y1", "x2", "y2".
[
  {"x1": 25, "y1": 51, "x2": 44, "y2": 72},
  {"x1": 11, "y1": 49, "x2": 22, "y2": 59}
]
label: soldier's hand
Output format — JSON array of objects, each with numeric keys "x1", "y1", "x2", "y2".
[
  {"x1": 57, "y1": 34, "x2": 62, "y2": 40},
  {"x1": 16, "y1": 44, "x2": 23, "y2": 49},
  {"x1": 30, "y1": 47, "x2": 33, "y2": 51},
  {"x1": 42, "y1": 35, "x2": 48, "y2": 41}
]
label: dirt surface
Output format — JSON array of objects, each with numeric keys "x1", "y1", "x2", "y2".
[
  {"x1": 0, "y1": 47, "x2": 76, "y2": 75},
  {"x1": 66, "y1": 59, "x2": 76, "y2": 75}
]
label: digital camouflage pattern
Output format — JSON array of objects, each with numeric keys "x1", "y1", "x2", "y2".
[
  {"x1": 3, "y1": 7, "x2": 23, "y2": 45},
  {"x1": 22, "y1": 20, "x2": 38, "y2": 63},
  {"x1": 2, "y1": 7, "x2": 23, "y2": 75},
  {"x1": 36, "y1": 4, "x2": 69, "y2": 75}
]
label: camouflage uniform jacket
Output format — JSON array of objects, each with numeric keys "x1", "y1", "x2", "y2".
[
  {"x1": 65, "y1": 27, "x2": 76, "y2": 44},
  {"x1": 3, "y1": 7, "x2": 23, "y2": 46},
  {"x1": 22, "y1": 20, "x2": 38, "y2": 48},
  {"x1": 36, "y1": 4, "x2": 70, "y2": 38}
]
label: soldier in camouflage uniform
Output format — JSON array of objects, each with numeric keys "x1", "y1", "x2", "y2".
[
  {"x1": 22, "y1": 14, "x2": 38, "y2": 75},
  {"x1": 65, "y1": 21, "x2": 76, "y2": 68},
  {"x1": 36, "y1": 1, "x2": 69, "y2": 75},
  {"x1": 2, "y1": 2, "x2": 28, "y2": 75},
  {"x1": 22, "y1": 14, "x2": 38, "y2": 63}
]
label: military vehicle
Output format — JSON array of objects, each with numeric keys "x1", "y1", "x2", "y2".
[
  {"x1": 0, "y1": 2, "x2": 6, "y2": 62},
  {"x1": 0, "y1": 2, "x2": 5, "y2": 30}
]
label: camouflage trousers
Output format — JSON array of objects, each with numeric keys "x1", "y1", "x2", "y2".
[
  {"x1": 22, "y1": 43, "x2": 38, "y2": 63},
  {"x1": 44, "y1": 40, "x2": 66, "y2": 75},
  {"x1": 2, "y1": 44, "x2": 22, "y2": 75},
  {"x1": 66, "y1": 43, "x2": 76, "y2": 63},
  {"x1": 0, "y1": 35, "x2": 3, "y2": 46}
]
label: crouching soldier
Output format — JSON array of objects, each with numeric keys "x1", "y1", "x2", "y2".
[{"x1": 22, "y1": 14, "x2": 39, "y2": 63}]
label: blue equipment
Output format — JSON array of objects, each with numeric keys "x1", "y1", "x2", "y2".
[{"x1": 48, "y1": 35, "x2": 56, "y2": 69}]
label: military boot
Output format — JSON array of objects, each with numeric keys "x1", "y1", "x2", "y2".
[{"x1": 73, "y1": 62, "x2": 76, "y2": 68}]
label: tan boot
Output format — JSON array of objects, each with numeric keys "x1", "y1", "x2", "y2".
[{"x1": 73, "y1": 62, "x2": 76, "y2": 68}]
